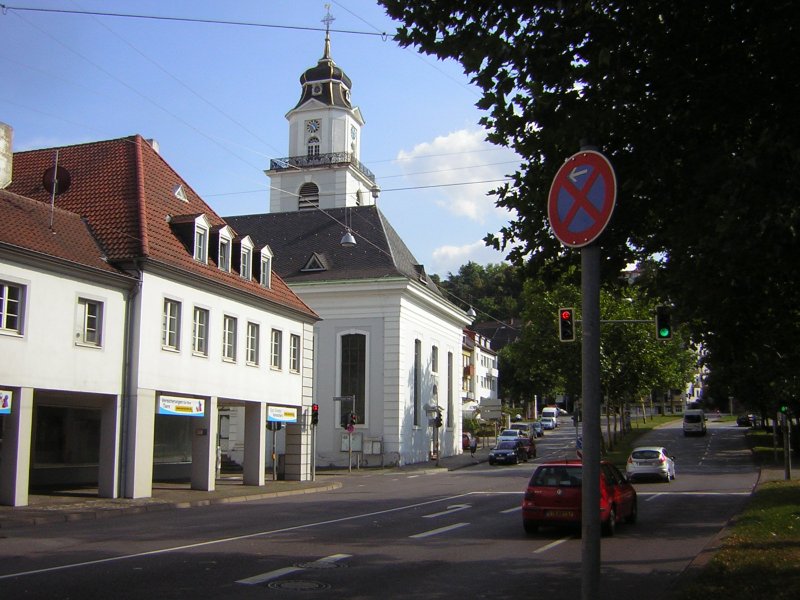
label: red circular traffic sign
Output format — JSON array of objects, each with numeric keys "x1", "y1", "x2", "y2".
[{"x1": 547, "y1": 150, "x2": 617, "y2": 247}]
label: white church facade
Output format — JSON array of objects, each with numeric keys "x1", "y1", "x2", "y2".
[{"x1": 227, "y1": 29, "x2": 471, "y2": 467}]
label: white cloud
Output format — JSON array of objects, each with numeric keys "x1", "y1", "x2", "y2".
[
  {"x1": 395, "y1": 128, "x2": 519, "y2": 223},
  {"x1": 430, "y1": 239, "x2": 508, "y2": 277}
]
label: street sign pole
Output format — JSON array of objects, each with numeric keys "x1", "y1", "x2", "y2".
[
  {"x1": 581, "y1": 242, "x2": 601, "y2": 600},
  {"x1": 547, "y1": 144, "x2": 616, "y2": 600}
]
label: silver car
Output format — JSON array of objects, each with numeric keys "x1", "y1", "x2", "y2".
[{"x1": 625, "y1": 446, "x2": 675, "y2": 482}]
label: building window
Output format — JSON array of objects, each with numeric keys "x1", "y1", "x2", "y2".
[
  {"x1": 240, "y1": 247, "x2": 252, "y2": 280},
  {"x1": 246, "y1": 322, "x2": 259, "y2": 365},
  {"x1": 218, "y1": 238, "x2": 231, "y2": 271},
  {"x1": 194, "y1": 225, "x2": 208, "y2": 263},
  {"x1": 162, "y1": 299, "x2": 181, "y2": 350},
  {"x1": 290, "y1": 333, "x2": 301, "y2": 373},
  {"x1": 298, "y1": 182, "x2": 320, "y2": 211},
  {"x1": 307, "y1": 136, "x2": 320, "y2": 158},
  {"x1": 413, "y1": 339, "x2": 421, "y2": 427},
  {"x1": 223, "y1": 315, "x2": 237, "y2": 361},
  {"x1": 192, "y1": 307, "x2": 209, "y2": 356},
  {"x1": 260, "y1": 255, "x2": 272, "y2": 288},
  {"x1": 77, "y1": 298, "x2": 103, "y2": 346},
  {"x1": 271, "y1": 328, "x2": 282, "y2": 369},
  {"x1": 431, "y1": 345, "x2": 439, "y2": 373},
  {"x1": 341, "y1": 333, "x2": 366, "y2": 424},
  {"x1": 0, "y1": 281, "x2": 24, "y2": 334}
]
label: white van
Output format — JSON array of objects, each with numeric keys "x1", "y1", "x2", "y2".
[
  {"x1": 541, "y1": 407, "x2": 559, "y2": 427},
  {"x1": 683, "y1": 409, "x2": 707, "y2": 436}
]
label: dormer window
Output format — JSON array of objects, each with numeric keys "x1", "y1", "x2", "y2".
[
  {"x1": 194, "y1": 222, "x2": 208, "y2": 263},
  {"x1": 219, "y1": 237, "x2": 231, "y2": 272},
  {"x1": 240, "y1": 246, "x2": 252, "y2": 280},
  {"x1": 260, "y1": 245, "x2": 274, "y2": 289},
  {"x1": 173, "y1": 184, "x2": 188, "y2": 202},
  {"x1": 312, "y1": 83, "x2": 322, "y2": 96}
]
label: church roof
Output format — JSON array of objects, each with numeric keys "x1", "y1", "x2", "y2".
[{"x1": 226, "y1": 206, "x2": 443, "y2": 297}]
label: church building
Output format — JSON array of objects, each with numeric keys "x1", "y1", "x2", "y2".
[{"x1": 227, "y1": 27, "x2": 470, "y2": 467}]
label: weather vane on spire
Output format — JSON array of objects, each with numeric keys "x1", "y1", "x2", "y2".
[{"x1": 322, "y1": 4, "x2": 335, "y2": 34}]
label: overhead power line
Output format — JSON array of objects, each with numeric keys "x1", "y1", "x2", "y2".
[{"x1": 0, "y1": 5, "x2": 389, "y2": 37}]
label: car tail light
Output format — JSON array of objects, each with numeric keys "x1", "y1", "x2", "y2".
[
  {"x1": 659, "y1": 455, "x2": 666, "y2": 463},
  {"x1": 627, "y1": 456, "x2": 633, "y2": 464}
]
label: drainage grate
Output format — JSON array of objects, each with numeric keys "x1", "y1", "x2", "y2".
[{"x1": 267, "y1": 580, "x2": 331, "y2": 592}]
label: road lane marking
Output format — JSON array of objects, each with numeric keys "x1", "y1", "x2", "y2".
[
  {"x1": 642, "y1": 491, "x2": 752, "y2": 502},
  {"x1": 409, "y1": 523, "x2": 469, "y2": 539},
  {"x1": 534, "y1": 537, "x2": 572, "y2": 553},
  {"x1": 237, "y1": 566, "x2": 303, "y2": 585},
  {"x1": 0, "y1": 493, "x2": 480, "y2": 581},
  {"x1": 236, "y1": 554, "x2": 352, "y2": 585},
  {"x1": 423, "y1": 504, "x2": 471, "y2": 518},
  {"x1": 500, "y1": 506, "x2": 521, "y2": 514}
]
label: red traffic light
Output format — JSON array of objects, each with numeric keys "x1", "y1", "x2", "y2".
[
  {"x1": 558, "y1": 307, "x2": 576, "y2": 342},
  {"x1": 560, "y1": 309, "x2": 572, "y2": 321},
  {"x1": 312, "y1": 403, "x2": 319, "y2": 412}
]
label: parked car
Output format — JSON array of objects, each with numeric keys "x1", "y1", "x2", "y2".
[
  {"x1": 510, "y1": 423, "x2": 534, "y2": 438},
  {"x1": 519, "y1": 436, "x2": 537, "y2": 459},
  {"x1": 736, "y1": 414, "x2": 754, "y2": 427},
  {"x1": 540, "y1": 416, "x2": 557, "y2": 430},
  {"x1": 625, "y1": 446, "x2": 675, "y2": 482},
  {"x1": 498, "y1": 429, "x2": 526, "y2": 441},
  {"x1": 522, "y1": 460, "x2": 637, "y2": 536},
  {"x1": 489, "y1": 440, "x2": 528, "y2": 465},
  {"x1": 530, "y1": 421, "x2": 544, "y2": 437}
]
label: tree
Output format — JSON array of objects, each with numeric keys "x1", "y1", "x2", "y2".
[{"x1": 380, "y1": 1, "x2": 800, "y2": 405}]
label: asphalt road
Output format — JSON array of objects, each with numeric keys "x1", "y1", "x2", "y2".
[{"x1": 0, "y1": 418, "x2": 758, "y2": 599}]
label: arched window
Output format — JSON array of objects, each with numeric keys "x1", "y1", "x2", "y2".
[
  {"x1": 298, "y1": 182, "x2": 319, "y2": 211},
  {"x1": 307, "y1": 136, "x2": 320, "y2": 158}
]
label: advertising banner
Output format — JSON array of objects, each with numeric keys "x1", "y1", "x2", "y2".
[
  {"x1": 267, "y1": 405, "x2": 298, "y2": 423},
  {"x1": 0, "y1": 389, "x2": 11, "y2": 415},
  {"x1": 158, "y1": 395, "x2": 205, "y2": 417}
]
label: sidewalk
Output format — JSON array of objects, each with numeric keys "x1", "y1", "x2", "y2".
[{"x1": 0, "y1": 447, "x2": 492, "y2": 530}]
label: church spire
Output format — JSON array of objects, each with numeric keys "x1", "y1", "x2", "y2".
[{"x1": 321, "y1": 4, "x2": 334, "y2": 60}]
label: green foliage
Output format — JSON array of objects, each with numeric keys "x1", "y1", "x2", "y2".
[{"x1": 380, "y1": 1, "x2": 800, "y2": 419}]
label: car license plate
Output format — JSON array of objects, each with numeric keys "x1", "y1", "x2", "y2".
[{"x1": 546, "y1": 510, "x2": 574, "y2": 518}]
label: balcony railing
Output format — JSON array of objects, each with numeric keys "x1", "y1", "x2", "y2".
[{"x1": 270, "y1": 152, "x2": 375, "y2": 183}]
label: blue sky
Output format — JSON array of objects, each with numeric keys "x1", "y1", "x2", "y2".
[{"x1": 1, "y1": 1, "x2": 521, "y2": 277}]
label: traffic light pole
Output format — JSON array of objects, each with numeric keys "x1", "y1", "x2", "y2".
[{"x1": 581, "y1": 243, "x2": 602, "y2": 600}]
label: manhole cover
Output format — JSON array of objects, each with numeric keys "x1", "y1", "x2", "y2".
[{"x1": 267, "y1": 580, "x2": 330, "y2": 591}]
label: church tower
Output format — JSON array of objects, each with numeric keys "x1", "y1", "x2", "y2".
[{"x1": 267, "y1": 11, "x2": 379, "y2": 213}]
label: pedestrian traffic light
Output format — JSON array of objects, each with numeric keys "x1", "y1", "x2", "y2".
[
  {"x1": 780, "y1": 404, "x2": 788, "y2": 414},
  {"x1": 558, "y1": 307, "x2": 575, "y2": 342},
  {"x1": 434, "y1": 414, "x2": 443, "y2": 428},
  {"x1": 655, "y1": 306, "x2": 672, "y2": 340},
  {"x1": 349, "y1": 412, "x2": 357, "y2": 426},
  {"x1": 311, "y1": 403, "x2": 319, "y2": 425}
]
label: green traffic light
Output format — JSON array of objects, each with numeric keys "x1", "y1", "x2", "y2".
[{"x1": 658, "y1": 327, "x2": 671, "y2": 338}]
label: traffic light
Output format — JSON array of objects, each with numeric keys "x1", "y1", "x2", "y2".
[
  {"x1": 434, "y1": 414, "x2": 443, "y2": 428},
  {"x1": 655, "y1": 306, "x2": 672, "y2": 340},
  {"x1": 558, "y1": 307, "x2": 575, "y2": 342},
  {"x1": 780, "y1": 404, "x2": 789, "y2": 414},
  {"x1": 349, "y1": 412, "x2": 358, "y2": 426},
  {"x1": 311, "y1": 403, "x2": 319, "y2": 425}
]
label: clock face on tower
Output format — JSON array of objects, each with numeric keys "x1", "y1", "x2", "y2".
[{"x1": 306, "y1": 119, "x2": 320, "y2": 133}]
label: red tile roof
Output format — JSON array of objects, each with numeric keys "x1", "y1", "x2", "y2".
[
  {"x1": 0, "y1": 188, "x2": 131, "y2": 279},
  {"x1": 8, "y1": 135, "x2": 317, "y2": 320}
]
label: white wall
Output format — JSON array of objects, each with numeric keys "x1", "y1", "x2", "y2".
[
  {"x1": 135, "y1": 271, "x2": 306, "y2": 406},
  {"x1": 0, "y1": 259, "x2": 126, "y2": 393}
]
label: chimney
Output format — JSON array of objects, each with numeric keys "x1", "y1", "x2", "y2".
[{"x1": 0, "y1": 122, "x2": 11, "y2": 189}]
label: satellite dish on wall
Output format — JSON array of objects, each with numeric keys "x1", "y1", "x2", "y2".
[{"x1": 42, "y1": 166, "x2": 72, "y2": 195}]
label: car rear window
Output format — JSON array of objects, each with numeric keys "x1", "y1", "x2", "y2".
[
  {"x1": 685, "y1": 415, "x2": 702, "y2": 423},
  {"x1": 530, "y1": 466, "x2": 582, "y2": 487},
  {"x1": 496, "y1": 441, "x2": 518, "y2": 449},
  {"x1": 631, "y1": 450, "x2": 661, "y2": 460}
]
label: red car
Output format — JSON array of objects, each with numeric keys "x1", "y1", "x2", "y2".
[{"x1": 521, "y1": 460, "x2": 637, "y2": 536}]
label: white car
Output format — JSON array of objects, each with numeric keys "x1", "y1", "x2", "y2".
[
  {"x1": 626, "y1": 446, "x2": 676, "y2": 482},
  {"x1": 540, "y1": 416, "x2": 557, "y2": 430},
  {"x1": 498, "y1": 429, "x2": 526, "y2": 442}
]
